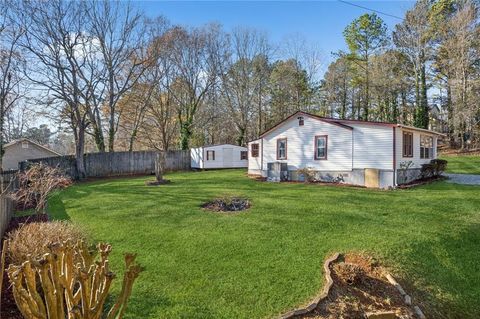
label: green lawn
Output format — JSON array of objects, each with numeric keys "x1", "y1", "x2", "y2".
[
  {"x1": 48, "y1": 170, "x2": 480, "y2": 319},
  {"x1": 441, "y1": 154, "x2": 480, "y2": 175}
]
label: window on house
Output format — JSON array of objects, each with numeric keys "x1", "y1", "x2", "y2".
[
  {"x1": 277, "y1": 138, "x2": 287, "y2": 160},
  {"x1": 403, "y1": 132, "x2": 413, "y2": 157},
  {"x1": 240, "y1": 151, "x2": 248, "y2": 160},
  {"x1": 206, "y1": 150, "x2": 215, "y2": 161},
  {"x1": 314, "y1": 135, "x2": 327, "y2": 160},
  {"x1": 420, "y1": 135, "x2": 433, "y2": 159},
  {"x1": 298, "y1": 116, "x2": 304, "y2": 126},
  {"x1": 21, "y1": 142, "x2": 29, "y2": 149},
  {"x1": 251, "y1": 143, "x2": 259, "y2": 157}
]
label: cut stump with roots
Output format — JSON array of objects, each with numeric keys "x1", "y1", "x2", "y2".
[{"x1": 202, "y1": 196, "x2": 251, "y2": 212}]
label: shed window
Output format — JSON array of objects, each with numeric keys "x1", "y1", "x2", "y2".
[
  {"x1": 403, "y1": 132, "x2": 413, "y2": 157},
  {"x1": 251, "y1": 143, "x2": 259, "y2": 157},
  {"x1": 206, "y1": 150, "x2": 215, "y2": 161},
  {"x1": 240, "y1": 151, "x2": 248, "y2": 160},
  {"x1": 277, "y1": 138, "x2": 287, "y2": 160},
  {"x1": 21, "y1": 142, "x2": 29, "y2": 149},
  {"x1": 314, "y1": 135, "x2": 327, "y2": 160},
  {"x1": 420, "y1": 135, "x2": 433, "y2": 159}
]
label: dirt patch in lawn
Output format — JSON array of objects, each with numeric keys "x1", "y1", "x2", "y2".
[
  {"x1": 202, "y1": 196, "x2": 250, "y2": 212},
  {"x1": 290, "y1": 253, "x2": 418, "y2": 319}
]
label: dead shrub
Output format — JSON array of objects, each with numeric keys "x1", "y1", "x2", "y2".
[
  {"x1": 14, "y1": 163, "x2": 72, "y2": 214},
  {"x1": 334, "y1": 262, "x2": 365, "y2": 286},
  {"x1": 6, "y1": 221, "x2": 87, "y2": 266}
]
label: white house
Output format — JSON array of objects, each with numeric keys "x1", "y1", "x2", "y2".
[
  {"x1": 248, "y1": 111, "x2": 444, "y2": 188},
  {"x1": 191, "y1": 144, "x2": 248, "y2": 169}
]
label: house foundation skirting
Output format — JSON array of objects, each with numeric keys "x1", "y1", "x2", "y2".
[
  {"x1": 396, "y1": 168, "x2": 423, "y2": 185},
  {"x1": 254, "y1": 168, "x2": 396, "y2": 188}
]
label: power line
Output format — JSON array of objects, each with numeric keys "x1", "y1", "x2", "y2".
[{"x1": 337, "y1": 0, "x2": 405, "y2": 21}]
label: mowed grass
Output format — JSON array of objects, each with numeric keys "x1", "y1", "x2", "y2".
[
  {"x1": 440, "y1": 154, "x2": 480, "y2": 175},
  {"x1": 48, "y1": 170, "x2": 480, "y2": 319}
]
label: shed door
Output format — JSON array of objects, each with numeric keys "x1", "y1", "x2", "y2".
[{"x1": 223, "y1": 148, "x2": 233, "y2": 167}]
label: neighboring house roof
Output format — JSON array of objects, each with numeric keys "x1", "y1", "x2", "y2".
[
  {"x1": 257, "y1": 111, "x2": 445, "y2": 138},
  {"x1": 4, "y1": 138, "x2": 62, "y2": 156}
]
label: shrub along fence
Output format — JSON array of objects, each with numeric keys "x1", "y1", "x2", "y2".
[{"x1": 19, "y1": 150, "x2": 191, "y2": 180}]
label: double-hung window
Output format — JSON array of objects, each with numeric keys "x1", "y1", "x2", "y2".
[
  {"x1": 314, "y1": 135, "x2": 327, "y2": 160},
  {"x1": 420, "y1": 135, "x2": 433, "y2": 159},
  {"x1": 251, "y1": 143, "x2": 259, "y2": 157},
  {"x1": 277, "y1": 138, "x2": 287, "y2": 160},
  {"x1": 403, "y1": 132, "x2": 413, "y2": 157}
]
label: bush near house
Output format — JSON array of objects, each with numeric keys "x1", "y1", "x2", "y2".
[{"x1": 420, "y1": 159, "x2": 448, "y2": 179}]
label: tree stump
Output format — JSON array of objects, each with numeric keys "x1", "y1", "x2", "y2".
[{"x1": 146, "y1": 151, "x2": 171, "y2": 186}]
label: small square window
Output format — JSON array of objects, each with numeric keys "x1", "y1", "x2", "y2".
[
  {"x1": 240, "y1": 151, "x2": 248, "y2": 160},
  {"x1": 22, "y1": 142, "x2": 29, "y2": 149},
  {"x1": 206, "y1": 150, "x2": 215, "y2": 161}
]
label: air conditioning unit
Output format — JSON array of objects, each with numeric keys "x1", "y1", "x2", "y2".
[{"x1": 267, "y1": 162, "x2": 288, "y2": 182}]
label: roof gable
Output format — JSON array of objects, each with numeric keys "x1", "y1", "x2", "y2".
[
  {"x1": 258, "y1": 111, "x2": 353, "y2": 138},
  {"x1": 4, "y1": 138, "x2": 61, "y2": 155}
]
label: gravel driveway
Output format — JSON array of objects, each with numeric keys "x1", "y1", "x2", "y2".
[{"x1": 446, "y1": 173, "x2": 480, "y2": 185}]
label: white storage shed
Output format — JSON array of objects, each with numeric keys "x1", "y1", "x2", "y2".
[{"x1": 191, "y1": 144, "x2": 248, "y2": 169}]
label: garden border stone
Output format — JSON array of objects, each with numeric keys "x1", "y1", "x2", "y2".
[{"x1": 278, "y1": 253, "x2": 427, "y2": 319}]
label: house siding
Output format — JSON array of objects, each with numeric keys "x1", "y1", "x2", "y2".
[
  {"x1": 261, "y1": 116, "x2": 353, "y2": 172},
  {"x1": 349, "y1": 123, "x2": 394, "y2": 171},
  {"x1": 248, "y1": 139, "x2": 263, "y2": 175}
]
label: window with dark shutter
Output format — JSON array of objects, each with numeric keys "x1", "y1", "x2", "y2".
[
  {"x1": 403, "y1": 132, "x2": 413, "y2": 157},
  {"x1": 251, "y1": 143, "x2": 259, "y2": 157}
]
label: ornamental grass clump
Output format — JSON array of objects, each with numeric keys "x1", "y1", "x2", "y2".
[
  {"x1": 5, "y1": 240, "x2": 142, "y2": 319},
  {"x1": 6, "y1": 221, "x2": 86, "y2": 266}
]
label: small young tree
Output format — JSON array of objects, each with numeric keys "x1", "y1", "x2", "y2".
[{"x1": 14, "y1": 163, "x2": 72, "y2": 214}]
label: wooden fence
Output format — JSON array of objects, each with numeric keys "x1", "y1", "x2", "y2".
[
  {"x1": 0, "y1": 180, "x2": 16, "y2": 239},
  {"x1": 19, "y1": 150, "x2": 191, "y2": 179}
]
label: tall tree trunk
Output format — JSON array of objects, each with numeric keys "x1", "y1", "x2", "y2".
[
  {"x1": 446, "y1": 83, "x2": 454, "y2": 147},
  {"x1": 75, "y1": 125, "x2": 86, "y2": 179}
]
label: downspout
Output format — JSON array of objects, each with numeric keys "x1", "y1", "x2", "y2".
[{"x1": 393, "y1": 127, "x2": 397, "y2": 187}]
